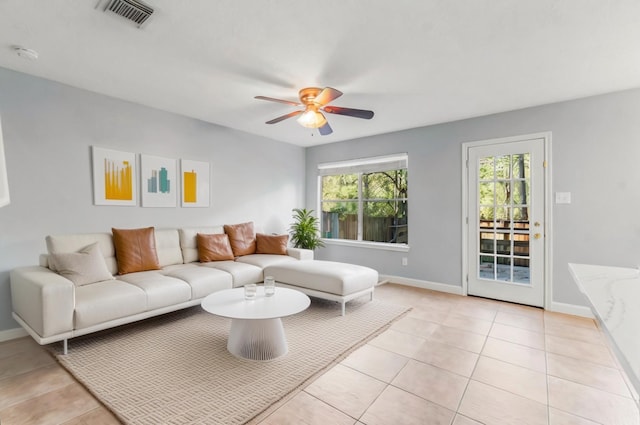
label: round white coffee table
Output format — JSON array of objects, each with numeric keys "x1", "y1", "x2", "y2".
[{"x1": 201, "y1": 286, "x2": 310, "y2": 360}]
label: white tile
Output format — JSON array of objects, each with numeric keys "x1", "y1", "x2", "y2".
[
  {"x1": 471, "y1": 356, "x2": 547, "y2": 404},
  {"x1": 458, "y1": 380, "x2": 547, "y2": 425},
  {"x1": 392, "y1": 359, "x2": 469, "y2": 410},
  {"x1": 341, "y1": 344, "x2": 409, "y2": 383},
  {"x1": 548, "y1": 376, "x2": 639, "y2": 425}
]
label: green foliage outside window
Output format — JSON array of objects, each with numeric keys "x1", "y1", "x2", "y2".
[
  {"x1": 479, "y1": 154, "x2": 530, "y2": 222},
  {"x1": 321, "y1": 169, "x2": 408, "y2": 243}
]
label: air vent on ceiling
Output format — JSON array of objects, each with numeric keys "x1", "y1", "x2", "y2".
[{"x1": 105, "y1": 0, "x2": 153, "y2": 27}]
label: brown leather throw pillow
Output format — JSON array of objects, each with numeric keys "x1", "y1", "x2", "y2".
[
  {"x1": 223, "y1": 222, "x2": 256, "y2": 257},
  {"x1": 112, "y1": 227, "x2": 160, "y2": 275},
  {"x1": 197, "y1": 233, "x2": 235, "y2": 262},
  {"x1": 255, "y1": 233, "x2": 289, "y2": 255}
]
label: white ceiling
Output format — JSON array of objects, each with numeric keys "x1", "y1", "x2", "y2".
[{"x1": 1, "y1": 1, "x2": 640, "y2": 147}]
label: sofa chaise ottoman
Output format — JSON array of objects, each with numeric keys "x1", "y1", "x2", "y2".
[
  {"x1": 264, "y1": 260, "x2": 378, "y2": 315},
  {"x1": 10, "y1": 223, "x2": 311, "y2": 354}
]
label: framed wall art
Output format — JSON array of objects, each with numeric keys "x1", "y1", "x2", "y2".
[
  {"x1": 180, "y1": 159, "x2": 210, "y2": 207},
  {"x1": 0, "y1": 117, "x2": 9, "y2": 208},
  {"x1": 92, "y1": 146, "x2": 137, "y2": 206},
  {"x1": 140, "y1": 154, "x2": 177, "y2": 207}
]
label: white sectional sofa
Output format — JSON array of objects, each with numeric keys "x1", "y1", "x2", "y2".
[
  {"x1": 11, "y1": 223, "x2": 380, "y2": 354},
  {"x1": 265, "y1": 261, "x2": 377, "y2": 316},
  {"x1": 10, "y1": 225, "x2": 312, "y2": 354}
]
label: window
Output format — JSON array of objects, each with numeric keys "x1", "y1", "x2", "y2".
[{"x1": 319, "y1": 154, "x2": 408, "y2": 245}]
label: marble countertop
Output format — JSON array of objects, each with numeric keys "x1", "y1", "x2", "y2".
[{"x1": 569, "y1": 263, "x2": 640, "y2": 395}]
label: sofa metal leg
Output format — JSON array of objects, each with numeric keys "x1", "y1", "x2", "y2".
[
  {"x1": 63, "y1": 339, "x2": 68, "y2": 355},
  {"x1": 341, "y1": 302, "x2": 345, "y2": 316}
]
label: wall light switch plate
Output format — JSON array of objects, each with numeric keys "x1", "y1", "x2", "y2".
[{"x1": 555, "y1": 192, "x2": 571, "y2": 204}]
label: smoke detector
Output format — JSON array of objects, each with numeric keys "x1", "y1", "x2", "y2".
[
  {"x1": 13, "y1": 47, "x2": 39, "y2": 60},
  {"x1": 103, "y1": 0, "x2": 154, "y2": 27}
]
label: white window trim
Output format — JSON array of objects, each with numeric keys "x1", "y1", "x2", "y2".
[
  {"x1": 317, "y1": 153, "x2": 408, "y2": 248},
  {"x1": 318, "y1": 153, "x2": 408, "y2": 175},
  {"x1": 322, "y1": 238, "x2": 410, "y2": 252}
]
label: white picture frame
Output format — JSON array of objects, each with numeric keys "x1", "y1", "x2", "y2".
[
  {"x1": 0, "y1": 117, "x2": 9, "y2": 208},
  {"x1": 92, "y1": 146, "x2": 137, "y2": 206},
  {"x1": 180, "y1": 159, "x2": 210, "y2": 207},
  {"x1": 140, "y1": 154, "x2": 177, "y2": 207}
]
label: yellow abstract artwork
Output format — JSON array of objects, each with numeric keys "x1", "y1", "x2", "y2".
[
  {"x1": 181, "y1": 159, "x2": 209, "y2": 207},
  {"x1": 183, "y1": 170, "x2": 197, "y2": 203},
  {"x1": 104, "y1": 159, "x2": 133, "y2": 200},
  {"x1": 92, "y1": 146, "x2": 137, "y2": 206}
]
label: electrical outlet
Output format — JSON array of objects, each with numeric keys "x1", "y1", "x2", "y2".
[
  {"x1": 555, "y1": 192, "x2": 572, "y2": 204},
  {"x1": 402, "y1": 257, "x2": 408, "y2": 266}
]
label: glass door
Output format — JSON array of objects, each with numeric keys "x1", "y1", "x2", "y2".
[{"x1": 467, "y1": 138, "x2": 545, "y2": 307}]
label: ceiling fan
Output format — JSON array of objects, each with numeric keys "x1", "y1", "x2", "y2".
[{"x1": 255, "y1": 87, "x2": 374, "y2": 136}]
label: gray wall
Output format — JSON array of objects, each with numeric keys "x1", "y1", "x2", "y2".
[
  {"x1": 2, "y1": 64, "x2": 639, "y2": 333},
  {"x1": 307, "y1": 88, "x2": 640, "y2": 307},
  {"x1": 0, "y1": 68, "x2": 305, "y2": 332}
]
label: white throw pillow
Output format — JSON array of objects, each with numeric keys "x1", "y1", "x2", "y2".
[{"x1": 49, "y1": 242, "x2": 115, "y2": 286}]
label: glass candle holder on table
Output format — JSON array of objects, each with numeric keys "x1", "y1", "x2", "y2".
[
  {"x1": 264, "y1": 276, "x2": 275, "y2": 297},
  {"x1": 244, "y1": 283, "x2": 257, "y2": 300}
]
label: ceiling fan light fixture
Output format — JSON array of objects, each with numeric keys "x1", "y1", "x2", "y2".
[
  {"x1": 256, "y1": 86, "x2": 373, "y2": 135},
  {"x1": 297, "y1": 108, "x2": 326, "y2": 129}
]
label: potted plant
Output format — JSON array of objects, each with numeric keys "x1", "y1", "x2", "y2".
[{"x1": 289, "y1": 208, "x2": 325, "y2": 250}]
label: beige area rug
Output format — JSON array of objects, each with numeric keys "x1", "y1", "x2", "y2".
[{"x1": 50, "y1": 297, "x2": 409, "y2": 425}]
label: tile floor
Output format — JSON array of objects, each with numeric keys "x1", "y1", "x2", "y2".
[
  {"x1": 259, "y1": 284, "x2": 640, "y2": 425},
  {"x1": 1, "y1": 283, "x2": 639, "y2": 424}
]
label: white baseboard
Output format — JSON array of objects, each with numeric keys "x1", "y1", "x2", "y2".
[
  {"x1": 1, "y1": 284, "x2": 591, "y2": 344},
  {"x1": 0, "y1": 327, "x2": 28, "y2": 342},
  {"x1": 547, "y1": 301, "x2": 595, "y2": 318},
  {"x1": 379, "y1": 275, "x2": 593, "y2": 317},
  {"x1": 379, "y1": 275, "x2": 464, "y2": 295}
]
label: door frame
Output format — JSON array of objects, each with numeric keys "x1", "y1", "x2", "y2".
[{"x1": 461, "y1": 132, "x2": 552, "y2": 308}]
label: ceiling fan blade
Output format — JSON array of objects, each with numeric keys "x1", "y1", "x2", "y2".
[
  {"x1": 318, "y1": 121, "x2": 333, "y2": 136},
  {"x1": 314, "y1": 87, "x2": 343, "y2": 106},
  {"x1": 323, "y1": 106, "x2": 374, "y2": 120},
  {"x1": 255, "y1": 96, "x2": 301, "y2": 106},
  {"x1": 265, "y1": 110, "x2": 303, "y2": 124}
]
